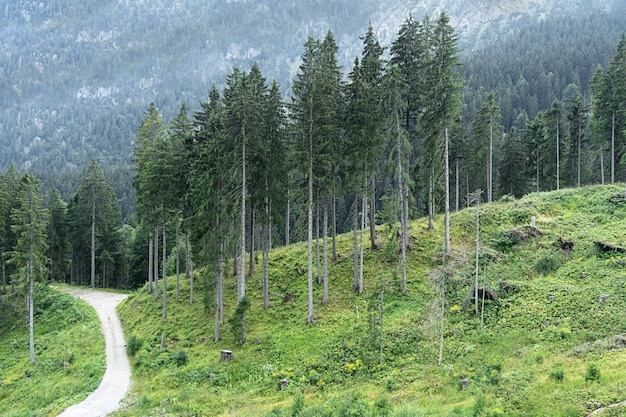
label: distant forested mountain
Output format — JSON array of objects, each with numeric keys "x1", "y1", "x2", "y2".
[{"x1": 1, "y1": 0, "x2": 624, "y2": 208}]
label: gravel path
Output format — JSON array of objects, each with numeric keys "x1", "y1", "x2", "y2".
[{"x1": 56, "y1": 288, "x2": 131, "y2": 417}]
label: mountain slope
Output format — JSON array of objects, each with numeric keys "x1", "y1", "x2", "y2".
[
  {"x1": 116, "y1": 184, "x2": 626, "y2": 416},
  {"x1": 1, "y1": 0, "x2": 625, "y2": 185}
]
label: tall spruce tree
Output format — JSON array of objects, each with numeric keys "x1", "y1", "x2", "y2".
[
  {"x1": 68, "y1": 160, "x2": 121, "y2": 288},
  {"x1": 46, "y1": 187, "x2": 69, "y2": 283},
  {"x1": 8, "y1": 175, "x2": 48, "y2": 365},
  {"x1": 470, "y1": 92, "x2": 502, "y2": 202}
]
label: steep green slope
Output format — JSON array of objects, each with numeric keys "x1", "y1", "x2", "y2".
[
  {"x1": 116, "y1": 184, "x2": 626, "y2": 416},
  {"x1": 0, "y1": 286, "x2": 105, "y2": 417}
]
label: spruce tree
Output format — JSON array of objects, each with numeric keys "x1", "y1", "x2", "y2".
[{"x1": 8, "y1": 175, "x2": 49, "y2": 365}]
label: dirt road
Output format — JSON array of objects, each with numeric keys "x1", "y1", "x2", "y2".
[{"x1": 57, "y1": 287, "x2": 131, "y2": 417}]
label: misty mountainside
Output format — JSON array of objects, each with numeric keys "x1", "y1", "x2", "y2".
[{"x1": 1, "y1": 0, "x2": 625, "y2": 193}]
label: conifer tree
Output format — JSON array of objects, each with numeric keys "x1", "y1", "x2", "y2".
[
  {"x1": 46, "y1": 187, "x2": 69, "y2": 283},
  {"x1": 8, "y1": 175, "x2": 48, "y2": 365}
]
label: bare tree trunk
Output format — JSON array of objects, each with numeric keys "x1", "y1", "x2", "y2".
[
  {"x1": 175, "y1": 215, "x2": 180, "y2": 297},
  {"x1": 322, "y1": 200, "x2": 329, "y2": 305},
  {"x1": 359, "y1": 182, "x2": 367, "y2": 295},
  {"x1": 444, "y1": 128, "x2": 450, "y2": 254},
  {"x1": 29, "y1": 211, "x2": 35, "y2": 365},
  {"x1": 369, "y1": 174, "x2": 377, "y2": 249},
  {"x1": 353, "y1": 192, "x2": 359, "y2": 291},
  {"x1": 248, "y1": 207, "x2": 255, "y2": 276},
  {"x1": 148, "y1": 232, "x2": 153, "y2": 293},
  {"x1": 611, "y1": 111, "x2": 615, "y2": 183},
  {"x1": 399, "y1": 145, "x2": 408, "y2": 295},
  {"x1": 219, "y1": 238, "x2": 224, "y2": 325},
  {"x1": 488, "y1": 113, "x2": 493, "y2": 203},
  {"x1": 2, "y1": 261, "x2": 5, "y2": 293},
  {"x1": 263, "y1": 198, "x2": 270, "y2": 310},
  {"x1": 455, "y1": 157, "x2": 460, "y2": 211},
  {"x1": 331, "y1": 193, "x2": 337, "y2": 261},
  {"x1": 428, "y1": 170, "x2": 434, "y2": 230},
  {"x1": 316, "y1": 198, "x2": 321, "y2": 285},
  {"x1": 186, "y1": 232, "x2": 193, "y2": 304},
  {"x1": 285, "y1": 191, "x2": 290, "y2": 246},
  {"x1": 154, "y1": 226, "x2": 159, "y2": 299},
  {"x1": 480, "y1": 264, "x2": 486, "y2": 332},
  {"x1": 556, "y1": 115, "x2": 560, "y2": 190},
  {"x1": 307, "y1": 119, "x2": 314, "y2": 324},
  {"x1": 474, "y1": 191, "x2": 480, "y2": 316},
  {"x1": 162, "y1": 220, "x2": 167, "y2": 320},
  {"x1": 91, "y1": 185, "x2": 95, "y2": 288},
  {"x1": 601, "y1": 148, "x2": 605, "y2": 185},
  {"x1": 238, "y1": 134, "x2": 246, "y2": 302},
  {"x1": 577, "y1": 120, "x2": 582, "y2": 187}
]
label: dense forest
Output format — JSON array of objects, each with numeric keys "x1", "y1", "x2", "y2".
[{"x1": 1, "y1": 0, "x2": 625, "y2": 222}]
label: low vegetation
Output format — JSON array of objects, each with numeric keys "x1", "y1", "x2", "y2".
[
  {"x1": 112, "y1": 184, "x2": 626, "y2": 416},
  {"x1": 0, "y1": 286, "x2": 105, "y2": 417}
]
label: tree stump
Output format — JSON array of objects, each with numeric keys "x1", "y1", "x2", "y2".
[
  {"x1": 160, "y1": 333, "x2": 167, "y2": 349},
  {"x1": 220, "y1": 350, "x2": 233, "y2": 362},
  {"x1": 460, "y1": 378, "x2": 470, "y2": 390},
  {"x1": 279, "y1": 378, "x2": 288, "y2": 390}
]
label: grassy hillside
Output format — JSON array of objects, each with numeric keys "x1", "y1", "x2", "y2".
[
  {"x1": 0, "y1": 286, "x2": 105, "y2": 417},
  {"x1": 115, "y1": 184, "x2": 626, "y2": 416}
]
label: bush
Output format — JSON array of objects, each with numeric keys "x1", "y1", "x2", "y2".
[
  {"x1": 172, "y1": 349, "x2": 188, "y2": 367},
  {"x1": 585, "y1": 363, "x2": 601, "y2": 384},
  {"x1": 127, "y1": 334, "x2": 142, "y2": 356}
]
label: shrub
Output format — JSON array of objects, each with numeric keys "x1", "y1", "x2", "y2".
[
  {"x1": 172, "y1": 349, "x2": 188, "y2": 367},
  {"x1": 127, "y1": 334, "x2": 142, "y2": 356},
  {"x1": 585, "y1": 363, "x2": 601, "y2": 384}
]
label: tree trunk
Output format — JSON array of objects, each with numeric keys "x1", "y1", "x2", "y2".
[
  {"x1": 611, "y1": 111, "x2": 615, "y2": 183},
  {"x1": 399, "y1": 140, "x2": 407, "y2": 295},
  {"x1": 331, "y1": 193, "x2": 337, "y2": 261},
  {"x1": 162, "y1": 220, "x2": 167, "y2": 320},
  {"x1": 353, "y1": 191, "x2": 359, "y2": 291},
  {"x1": 556, "y1": 114, "x2": 560, "y2": 190},
  {"x1": 444, "y1": 128, "x2": 450, "y2": 254},
  {"x1": 186, "y1": 232, "x2": 193, "y2": 304},
  {"x1": 316, "y1": 198, "x2": 321, "y2": 285},
  {"x1": 577, "y1": 120, "x2": 582, "y2": 187},
  {"x1": 307, "y1": 120, "x2": 314, "y2": 324},
  {"x1": 29, "y1": 208, "x2": 35, "y2": 365},
  {"x1": 148, "y1": 232, "x2": 153, "y2": 293},
  {"x1": 455, "y1": 157, "x2": 460, "y2": 211},
  {"x1": 428, "y1": 170, "x2": 434, "y2": 230},
  {"x1": 215, "y1": 238, "x2": 224, "y2": 341},
  {"x1": 91, "y1": 185, "x2": 96, "y2": 288},
  {"x1": 238, "y1": 133, "x2": 246, "y2": 302},
  {"x1": 263, "y1": 198, "x2": 270, "y2": 310},
  {"x1": 601, "y1": 148, "x2": 605, "y2": 185},
  {"x1": 488, "y1": 113, "x2": 493, "y2": 203},
  {"x1": 154, "y1": 226, "x2": 159, "y2": 298},
  {"x1": 322, "y1": 199, "x2": 329, "y2": 305},
  {"x1": 474, "y1": 192, "x2": 480, "y2": 316},
  {"x1": 359, "y1": 183, "x2": 367, "y2": 295},
  {"x1": 369, "y1": 174, "x2": 377, "y2": 249},
  {"x1": 175, "y1": 215, "x2": 180, "y2": 297},
  {"x1": 285, "y1": 191, "x2": 290, "y2": 246},
  {"x1": 248, "y1": 207, "x2": 255, "y2": 276}
]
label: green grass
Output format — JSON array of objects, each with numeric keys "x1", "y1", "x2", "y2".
[
  {"x1": 4, "y1": 185, "x2": 626, "y2": 416},
  {"x1": 0, "y1": 285, "x2": 105, "y2": 417},
  {"x1": 67, "y1": 184, "x2": 626, "y2": 415}
]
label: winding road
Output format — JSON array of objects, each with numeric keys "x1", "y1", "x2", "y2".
[{"x1": 57, "y1": 288, "x2": 131, "y2": 417}]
